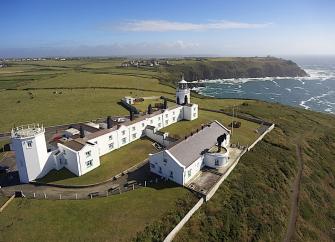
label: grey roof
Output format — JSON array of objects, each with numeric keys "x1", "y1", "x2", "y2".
[
  {"x1": 167, "y1": 121, "x2": 229, "y2": 168},
  {"x1": 62, "y1": 140, "x2": 86, "y2": 151}
]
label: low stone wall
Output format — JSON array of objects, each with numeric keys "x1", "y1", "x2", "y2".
[
  {"x1": 0, "y1": 195, "x2": 15, "y2": 213},
  {"x1": 248, "y1": 123, "x2": 275, "y2": 151},
  {"x1": 205, "y1": 149, "x2": 247, "y2": 202},
  {"x1": 164, "y1": 198, "x2": 204, "y2": 242}
]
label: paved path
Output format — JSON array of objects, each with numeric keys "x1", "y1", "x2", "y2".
[
  {"x1": 283, "y1": 144, "x2": 304, "y2": 242},
  {"x1": 0, "y1": 161, "x2": 160, "y2": 200}
]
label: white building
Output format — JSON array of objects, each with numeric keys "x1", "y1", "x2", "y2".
[
  {"x1": 149, "y1": 121, "x2": 231, "y2": 186},
  {"x1": 11, "y1": 79, "x2": 199, "y2": 183}
]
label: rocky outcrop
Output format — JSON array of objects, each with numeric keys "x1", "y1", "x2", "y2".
[{"x1": 164, "y1": 57, "x2": 307, "y2": 82}]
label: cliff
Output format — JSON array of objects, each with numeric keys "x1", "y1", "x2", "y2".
[{"x1": 162, "y1": 57, "x2": 307, "y2": 82}]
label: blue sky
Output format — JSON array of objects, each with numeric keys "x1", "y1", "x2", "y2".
[{"x1": 1, "y1": 0, "x2": 335, "y2": 57}]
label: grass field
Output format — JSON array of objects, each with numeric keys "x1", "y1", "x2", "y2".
[
  {"x1": 162, "y1": 109, "x2": 260, "y2": 145},
  {"x1": 38, "y1": 138, "x2": 156, "y2": 185},
  {"x1": 0, "y1": 184, "x2": 196, "y2": 242}
]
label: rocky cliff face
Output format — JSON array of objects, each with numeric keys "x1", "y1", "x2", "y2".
[{"x1": 164, "y1": 57, "x2": 307, "y2": 82}]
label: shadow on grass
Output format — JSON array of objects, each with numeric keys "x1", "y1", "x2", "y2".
[{"x1": 36, "y1": 168, "x2": 76, "y2": 183}]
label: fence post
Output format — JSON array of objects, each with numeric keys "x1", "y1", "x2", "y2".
[
  {"x1": 132, "y1": 184, "x2": 135, "y2": 190},
  {"x1": 33, "y1": 192, "x2": 36, "y2": 198},
  {"x1": 75, "y1": 193, "x2": 78, "y2": 200},
  {"x1": 59, "y1": 194, "x2": 62, "y2": 200},
  {"x1": 44, "y1": 193, "x2": 46, "y2": 199},
  {"x1": 106, "y1": 191, "x2": 109, "y2": 197},
  {"x1": 144, "y1": 181, "x2": 147, "y2": 187}
]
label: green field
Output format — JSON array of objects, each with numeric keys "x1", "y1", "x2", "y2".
[{"x1": 0, "y1": 184, "x2": 196, "y2": 242}]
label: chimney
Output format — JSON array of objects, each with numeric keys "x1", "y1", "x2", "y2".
[
  {"x1": 107, "y1": 116, "x2": 112, "y2": 129},
  {"x1": 129, "y1": 110, "x2": 134, "y2": 121},
  {"x1": 163, "y1": 99, "x2": 168, "y2": 109},
  {"x1": 79, "y1": 126, "x2": 85, "y2": 138}
]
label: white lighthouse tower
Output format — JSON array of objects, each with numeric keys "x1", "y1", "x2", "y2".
[
  {"x1": 176, "y1": 76, "x2": 191, "y2": 105},
  {"x1": 11, "y1": 124, "x2": 49, "y2": 183}
]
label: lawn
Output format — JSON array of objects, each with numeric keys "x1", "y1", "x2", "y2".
[
  {"x1": 162, "y1": 109, "x2": 260, "y2": 146},
  {"x1": 38, "y1": 138, "x2": 156, "y2": 185},
  {"x1": 0, "y1": 184, "x2": 196, "y2": 242},
  {"x1": 133, "y1": 97, "x2": 163, "y2": 112}
]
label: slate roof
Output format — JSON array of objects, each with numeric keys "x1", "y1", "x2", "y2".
[
  {"x1": 167, "y1": 121, "x2": 229, "y2": 168},
  {"x1": 62, "y1": 139, "x2": 86, "y2": 151}
]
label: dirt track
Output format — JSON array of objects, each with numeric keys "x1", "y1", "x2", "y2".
[{"x1": 283, "y1": 144, "x2": 304, "y2": 242}]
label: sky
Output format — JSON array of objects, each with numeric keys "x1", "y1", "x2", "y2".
[{"x1": 1, "y1": 0, "x2": 335, "y2": 57}]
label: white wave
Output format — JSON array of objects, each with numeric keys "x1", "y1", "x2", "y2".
[
  {"x1": 271, "y1": 80, "x2": 281, "y2": 88},
  {"x1": 293, "y1": 86, "x2": 305, "y2": 90},
  {"x1": 285, "y1": 88, "x2": 292, "y2": 92}
]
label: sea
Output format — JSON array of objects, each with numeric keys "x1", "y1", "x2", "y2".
[{"x1": 196, "y1": 56, "x2": 335, "y2": 115}]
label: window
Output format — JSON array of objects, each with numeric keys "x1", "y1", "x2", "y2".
[
  {"x1": 142, "y1": 123, "x2": 145, "y2": 128},
  {"x1": 150, "y1": 120, "x2": 153, "y2": 124},
  {"x1": 158, "y1": 123, "x2": 161, "y2": 128},
  {"x1": 159, "y1": 166, "x2": 162, "y2": 174},
  {"x1": 132, "y1": 126, "x2": 136, "y2": 131},
  {"x1": 122, "y1": 137, "x2": 127, "y2": 144},
  {"x1": 188, "y1": 169, "x2": 192, "y2": 178},
  {"x1": 85, "y1": 151, "x2": 91, "y2": 158},
  {"x1": 170, "y1": 171, "x2": 174, "y2": 178},
  {"x1": 132, "y1": 133, "x2": 136, "y2": 139},
  {"x1": 109, "y1": 135, "x2": 113, "y2": 140},
  {"x1": 94, "y1": 141, "x2": 98, "y2": 144},
  {"x1": 193, "y1": 112, "x2": 196, "y2": 117},
  {"x1": 165, "y1": 120, "x2": 168, "y2": 125},
  {"x1": 158, "y1": 117, "x2": 161, "y2": 120},
  {"x1": 165, "y1": 114, "x2": 168, "y2": 118},
  {"x1": 150, "y1": 163, "x2": 155, "y2": 169},
  {"x1": 194, "y1": 107, "x2": 196, "y2": 111},
  {"x1": 109, "y1": 143, "x2": 114, "y2": 149},
  {"x1": 173, "y1": 111, "x2": 175, "y2": 115},
  {"x1": 86, "y1": 160, "x2": 93, "y2": 168},
  {"x1": 173, "y1": 117, "x2": 176, "y2": 121},
  {"x1": 163, "y1": 159, "x2": 168, "y2": 163},
  {"x1": 27, "y1": 140, "x2": 33, "y2": 148},
  {"x1": 215, "y1": 159, "x2": 219, "y2": 166},
  {"x1": 122, "y1": 130, "x2": 126, "y2": 135}
]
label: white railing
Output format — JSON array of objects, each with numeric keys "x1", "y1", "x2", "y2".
[{"x1": 11, "y1": 123, "x2": 44, "y2": 138}]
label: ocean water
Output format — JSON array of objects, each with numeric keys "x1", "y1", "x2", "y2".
[{"x1": 196, "y1": 56, "x2": 335, "y2": 114}]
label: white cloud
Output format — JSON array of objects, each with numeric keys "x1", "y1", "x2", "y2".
[{"x1": 115, "y1": 20, "x2": 271, "y2": 32}]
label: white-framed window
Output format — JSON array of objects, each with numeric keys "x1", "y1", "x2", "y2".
[
  {"x1": 27, "y1": 140, "x2": 33, "y2": 148},
  {"x1": 132, "y1": 133, "x2": 136, "y2": 139},
  {"x1": 173, "y1": 111, "x2": 175, "y2": 115},
  {"x1": 94, "y1": 141, "x2": 98, "y2": 144},
  {"x1": 158, "y1": 123, "x2": 161, "y2": 128},
  {"x1": 141, "y1": 123, "x2": 145, "y2": 128},
  {"x1": 194, "y1": 107, "x2": 196, "y2": 111},
  {"x1": 173, "y1": 117, "x2": 176, "y2": 121},
  {"x1": 109, "y1": 135, "x2": 113, "y2": 140},
  {"x1": 158, "y1": 116, "x2": 161, "y2": 120},
  {"x1": 109, "y1": 143, "x2": 114, "y2": 149},
  {"x1": 85, "y1": 151, "x2": 91, "y2": 158},
  {"x1": 188, "y1": 169, "x2": 192, "y2": 178},
  {"x1": 122, "y1": 137, "x2": 127, "y2": 144},
  {"x1": 150, "y1": 120, "x2": 153, "y2": 124},
  {"x1": 122, "y1": 130, "x2": 126, "y2": 135},
  {"x1": 165, "y1": 114, "x2": 168, "y2": 118},
  {"x1": 193, "y1": 113, "x2": 196, "y2": 117},
  {"x1": 165, "y1": 120, "x2": 168, "y2": 125},
  {"x1": 86, "y1": 159, "x2": 93, "y2": 168},
  {"x1": 132, "y1": 126, "x2": 136, "y2": 131}
]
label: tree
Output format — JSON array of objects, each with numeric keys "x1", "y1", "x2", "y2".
[
  {"x1": 148, "y1": 104, "x2": 153, "y2": 114},
  {"x1": 217, "y1": 133, "x2": 227, "y2": 152}
]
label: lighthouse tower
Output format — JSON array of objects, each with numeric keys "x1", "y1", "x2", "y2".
[
  {"x1": 176, "y1": 77, "x2": 191, "y2": 105},
  {"x1": 11, "y1": 124, "x2": 49, "y2": 183}
]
